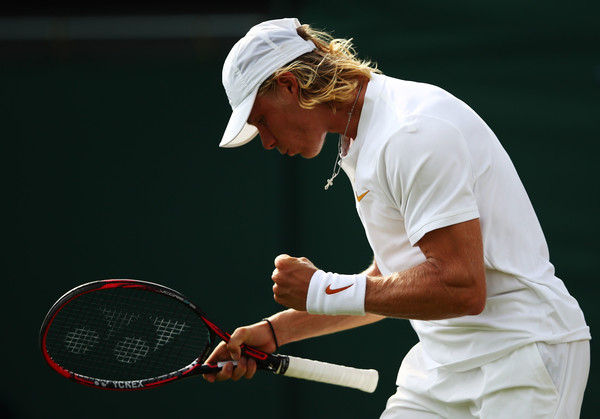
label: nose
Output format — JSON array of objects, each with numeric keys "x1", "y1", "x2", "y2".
[{"x1": 258, "y1": 128, "x2": 277, "y2": 150}]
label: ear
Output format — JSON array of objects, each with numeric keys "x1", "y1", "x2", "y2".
[{"x1": 275, "y1": 72, "x2": 299, "y2": 95}]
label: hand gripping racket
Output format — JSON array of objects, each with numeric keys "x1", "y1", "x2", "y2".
[{"x1": 40, "y1": 279, "x2": 378, "y2": 392}]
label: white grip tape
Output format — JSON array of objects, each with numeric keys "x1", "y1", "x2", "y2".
[{"x1": 280, "y1": 355, "x2": 378, "y2": 393}]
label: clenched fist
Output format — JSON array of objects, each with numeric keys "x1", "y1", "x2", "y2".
[{"x1": 271, "y1": 254, "x2": 318, "y2": 310}]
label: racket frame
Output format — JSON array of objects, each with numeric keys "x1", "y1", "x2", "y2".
[
  {"x1": 40, "y1": 279, "x2": 288, "y2": 390},
  {"x1": 40, "y1": 279, "x2": 377, "y2": 393}
]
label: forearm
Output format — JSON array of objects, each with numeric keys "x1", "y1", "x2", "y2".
[
  {"x1": 268, "y1": 309, "x2": 384, "y2": 347},
  {"x1": 364, "y1": 219, "x2": 486, "y2": 320},
  {"x1": 366, "y1": 259, "x2": 486, "y2": 320}
]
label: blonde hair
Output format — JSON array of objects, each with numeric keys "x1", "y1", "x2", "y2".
[{"x1": 258, "y1": 24, "x2": 380, "y2": 111}]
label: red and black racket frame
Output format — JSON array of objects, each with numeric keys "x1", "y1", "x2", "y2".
[{"x1": 40, "y1": 279, "x2": 290, "y2": 390}]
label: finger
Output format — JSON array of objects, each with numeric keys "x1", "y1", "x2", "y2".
[
  {"x1": 204, "y1": 341, "x2": 230, "y2": 365},
  {"x1": 274, "y1": 253, "x2": 290, "y2": 263},
  {"x1": 230, "y1": 356, "x2": 248, "y2": 381},
  {"x1": 274, "y1": 254, "x2": 293, "y2": 269},
  {"x1": 272, "y1": 267, "x2": 281, "y2": 283},
  {"x1": 203, "y1": 341, "x2": 233, "y2": 383},
  {"x1": 244, "y1": 357, "x2": 258, "y2": 379},
  {"x1": 203, "y1": 360, "x2": 235, "y2": 383},
  {"x1": 227, "y1": 327, "x2": 251, "y2": 361},
  {"x1": 215, "y1": 361, "x2": 236, "y2": 381},
  {"x1": 226, "y1": 343, "x2": 242, "y2": 361}
]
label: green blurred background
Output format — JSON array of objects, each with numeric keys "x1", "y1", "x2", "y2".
[{"x1": 2, "y1": 1, "x2": 598, "y2": 417}]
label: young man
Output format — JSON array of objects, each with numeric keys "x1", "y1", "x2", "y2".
[{"x1": 206, "y1": 18, "x2": 591, "y2": 418}]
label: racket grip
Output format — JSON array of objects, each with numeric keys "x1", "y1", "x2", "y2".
[
  {"x1": 199, "y1": 361, "x2": 238, "y2": 374},
  {"x1": 278, "y1": 355, "x2": 378, "y2": 393}
]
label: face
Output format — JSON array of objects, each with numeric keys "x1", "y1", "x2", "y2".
[{"x1": 247, "y1": 77, "x2": 330, "y2": 158}]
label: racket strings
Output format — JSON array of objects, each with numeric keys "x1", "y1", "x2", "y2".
[
  {"x1": 44, "y1": 286, "x2": 212, "y2": 381},
  {"x1": 64, "y1": 327, "x2": 99, "y2": 354},
  {"x1": 153, "y1": 318, "x2": 188, "y2": 351}
]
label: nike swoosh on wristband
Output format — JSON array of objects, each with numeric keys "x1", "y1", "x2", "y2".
[
  {"x1": 356, "y1": 190, "x2": 370, "y2": 202},
  {"x1": 325, "y1": 284, "x2": 354, "y2": 295}
]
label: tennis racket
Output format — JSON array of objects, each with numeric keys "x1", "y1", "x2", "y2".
[{"x1": 40, "y1": 279, "x2": 378, "y2": 392}]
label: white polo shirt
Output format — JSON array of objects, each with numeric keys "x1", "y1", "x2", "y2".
[{"x1": 341, "y1": 73, "x2": 590, "y2": 370}]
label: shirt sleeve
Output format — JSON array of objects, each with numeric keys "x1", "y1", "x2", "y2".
[{"x1": 379, "y1": 114, "x2": 480, "y2": 245}]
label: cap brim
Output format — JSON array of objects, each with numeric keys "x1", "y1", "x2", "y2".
[{"x1": 219, "y1": 86, "x2": 260, "y2": 148}]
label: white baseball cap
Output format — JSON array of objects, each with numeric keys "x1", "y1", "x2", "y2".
[{"x1": 219, "y1": 18, "x2": 316, "y2": 148}]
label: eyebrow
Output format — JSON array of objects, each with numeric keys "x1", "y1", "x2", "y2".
[
  {"x1": 246, "y1": 113, "x2": 257, "y2": 125},
  {"x1": 247, "y1": 115, "x2": 263, "y2": 127}
]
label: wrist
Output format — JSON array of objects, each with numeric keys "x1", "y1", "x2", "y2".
[
  {"x1": 262, "y1": 318, "x2": 279, "y2": 351},
  {"x1": 306, "y1": 270, "x2": 367, "y2": 315}
]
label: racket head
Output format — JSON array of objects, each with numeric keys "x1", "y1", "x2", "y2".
[{"x1": 40, "y1": 279, "x2": 218, "y2": 390}]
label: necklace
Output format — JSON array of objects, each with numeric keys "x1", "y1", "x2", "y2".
[{"x1": 324, "y1": 80, "x2": 364, "y2": 190}]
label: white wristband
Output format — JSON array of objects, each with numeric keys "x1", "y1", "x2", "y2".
[{"x1": 306, "y1": 270, "x2": 367, "y2": 315}]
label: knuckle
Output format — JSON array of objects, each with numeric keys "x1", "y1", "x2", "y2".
[
  {"x1": 274, "y1": 254, "x2": 287, "y2": 264},
  {"x1": 275, "y1": 254, "x2": 294, "y2": 268},
  {"x1": 225, "y1": 341, "x2": 236, "y2": 352}
]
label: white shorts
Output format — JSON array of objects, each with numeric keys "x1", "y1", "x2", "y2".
[{"x1": 380, "y1": 340, "x2": 590, "y2": 419}]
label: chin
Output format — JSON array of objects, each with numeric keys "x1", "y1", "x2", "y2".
[
  {"x1": 299, "y1": 150, "x2": 319, "y2": 159},
  {"x1": 302, "y1": 144, "x2": 325, "y2": 159}
]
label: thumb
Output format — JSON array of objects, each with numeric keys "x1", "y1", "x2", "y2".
[{"x1": 226, "y1": 327, "x2": 250, "y2": 361}]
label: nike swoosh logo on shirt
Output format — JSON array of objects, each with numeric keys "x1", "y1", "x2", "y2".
[
  {"x1": 356, "y1": 189, "x2": 370, "y2": 202},
  {"x1": 325, "y1": 284, "x2": 354, "y2": 295}
]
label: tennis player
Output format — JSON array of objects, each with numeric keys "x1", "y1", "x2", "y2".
[{"x1": 205, "y1": 18, "x2": 591, "y2": 418}]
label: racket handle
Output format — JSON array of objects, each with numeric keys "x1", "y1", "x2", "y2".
[
  {"x1": 278, "y1": 355, "x2": 378, "y2": 393},
  {"x1": 199, "y1": 361, "x2": 238, "y2": 374}
]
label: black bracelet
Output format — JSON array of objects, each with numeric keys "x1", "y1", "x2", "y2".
[{"x1": 262, "y1": 318, "x2": 279, "y2": 351}]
